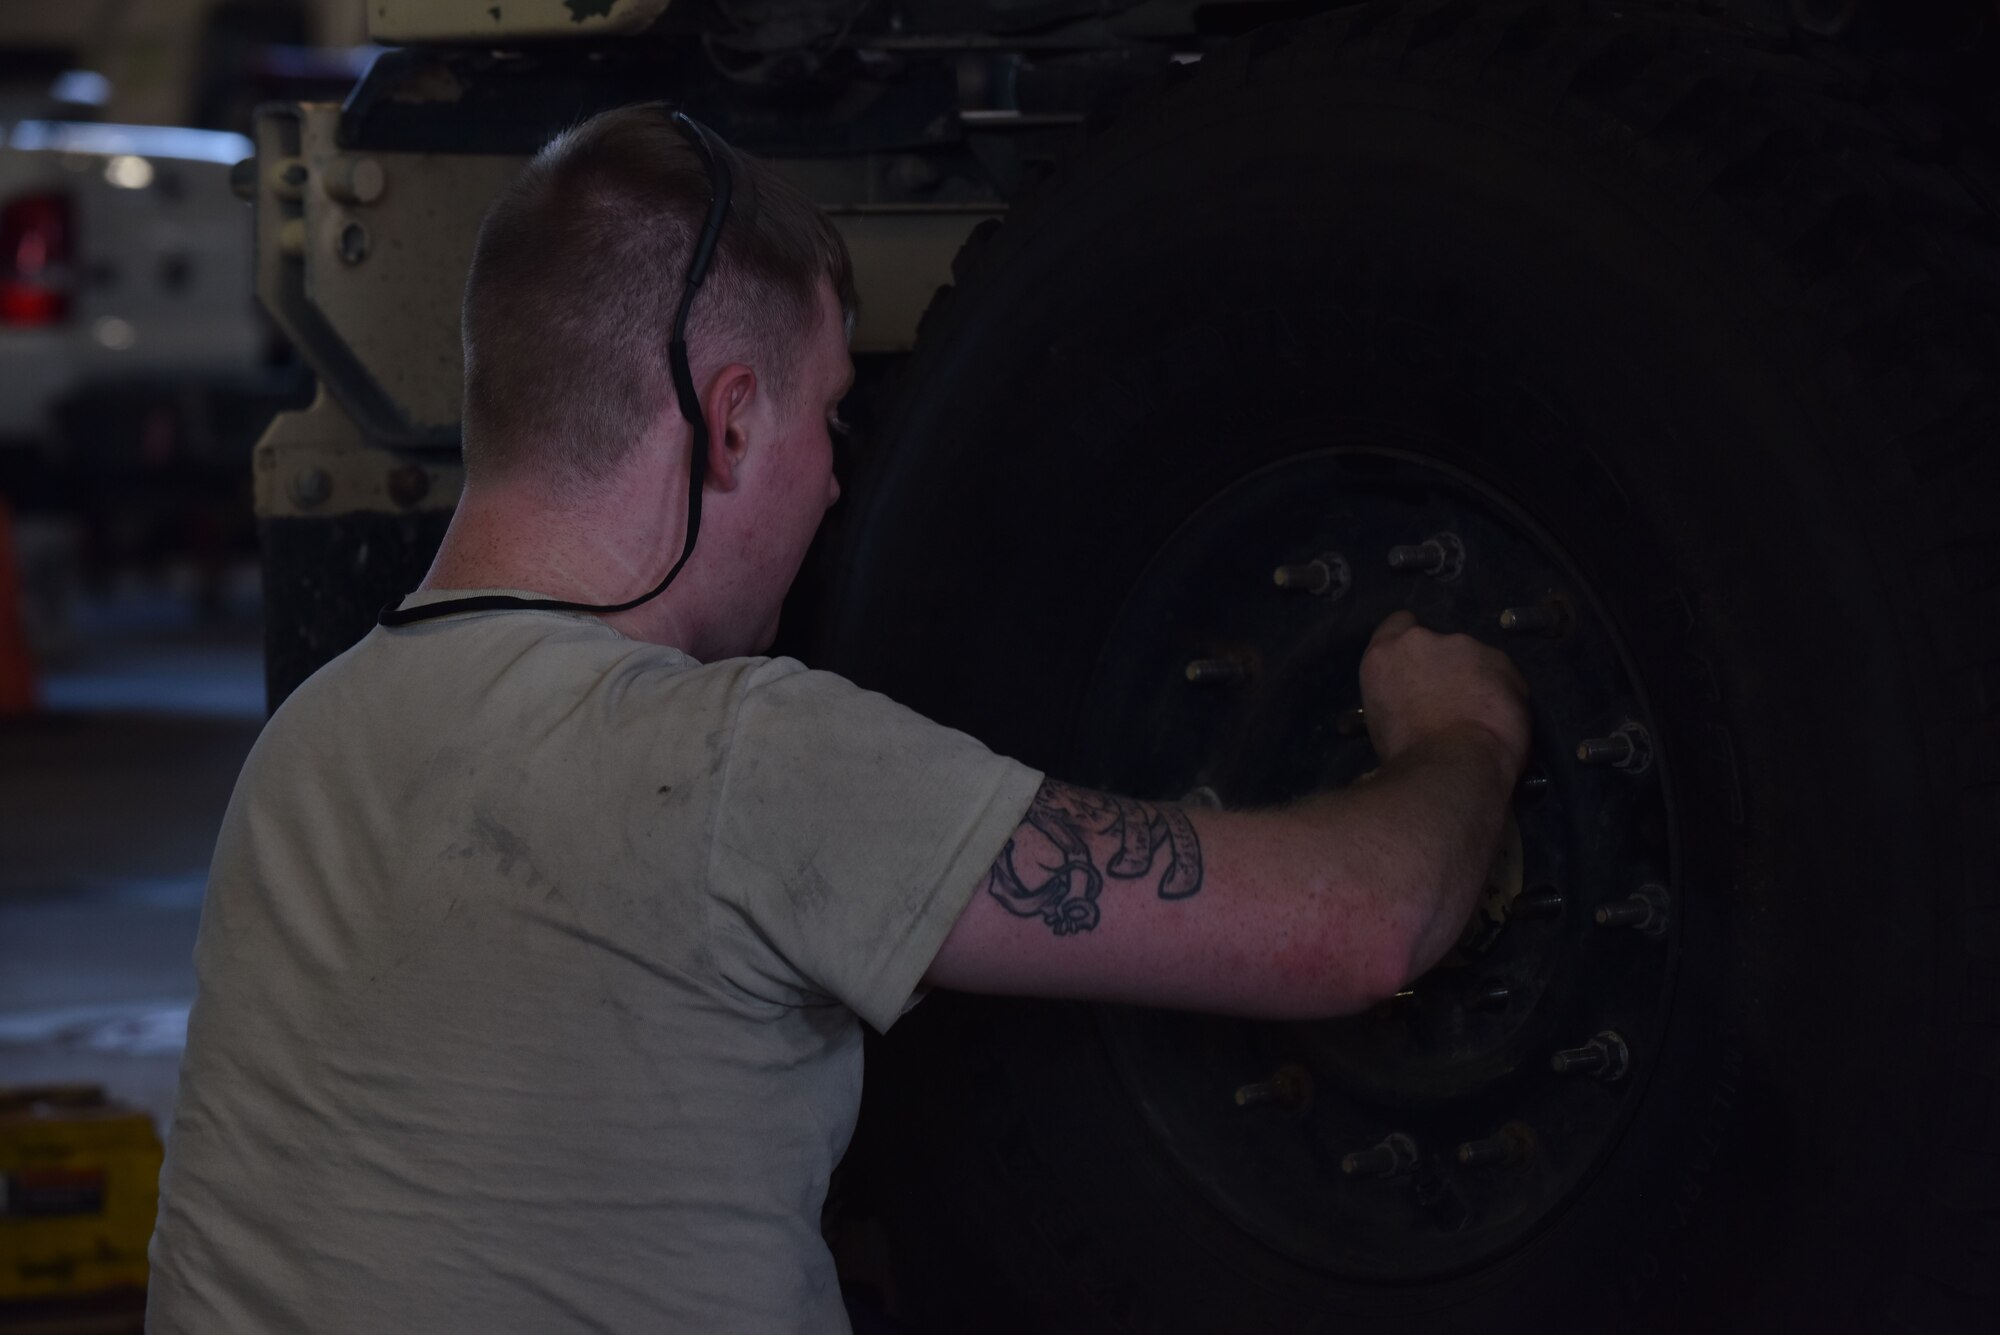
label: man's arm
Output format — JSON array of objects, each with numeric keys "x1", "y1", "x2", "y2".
[{"x1": 922, "y1": 613, "x2": 1528, "y2": 1020}]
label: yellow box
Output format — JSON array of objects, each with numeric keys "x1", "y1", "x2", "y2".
[{"x1": 0, "y1": 1086, "x2": 163, "y2": 1301}]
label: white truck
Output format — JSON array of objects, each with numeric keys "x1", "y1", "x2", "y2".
[
  {"x1": 0, "y1": 118, "x2": 263, "y2": 452},
  {"x1": 0, "y1": 115, "x2": 280, "y2": 647},
  {"x1": 0, "y1": 0, "x2": 363, "y2": 647}
]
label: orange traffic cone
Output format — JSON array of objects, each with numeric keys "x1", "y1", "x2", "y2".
[{"x1": 0, "y1": 496, "x2": 40, "y2": 717}]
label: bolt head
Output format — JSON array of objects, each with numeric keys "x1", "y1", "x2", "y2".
[
  {"x1": 331, "y1": 157, "x2": 386, "y2": 205},
  {"x1": 386, "y1": 464, "x2": 431, "y2": 509},
  {"x1": 289, "y1": 467, "x2": 332, "y2": 510}
]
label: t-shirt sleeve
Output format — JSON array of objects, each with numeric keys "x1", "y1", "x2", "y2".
[{"x1": 708, "y1": 658, "x2": 1044, "y2": 1034}]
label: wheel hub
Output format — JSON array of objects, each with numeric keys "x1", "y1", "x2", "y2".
[{"x1": 1070, "y1": 448, "x2": 1679, "y2": 1280}]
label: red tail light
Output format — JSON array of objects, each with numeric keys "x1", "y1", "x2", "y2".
[{"x1": 0, "y1": 192, "x2": 74, "y2": 327}]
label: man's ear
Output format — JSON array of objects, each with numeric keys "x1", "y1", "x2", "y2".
[{"x1": 700, "y1": 363, "x2": 759, "y2": 493}]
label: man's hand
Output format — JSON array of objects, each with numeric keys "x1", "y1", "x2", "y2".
[
  {"x1": 922, "y1": 612, "x2": 1539, "y2": 1021},
  {"x1": 1359, "y1": 611, "x2": 1532, "y2": 783}
]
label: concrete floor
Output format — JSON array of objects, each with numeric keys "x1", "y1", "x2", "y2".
[{"x1": 0, "y1": 574, "x2": 264, "y2": 1133}]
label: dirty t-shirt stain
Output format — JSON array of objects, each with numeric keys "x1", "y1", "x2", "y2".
[{"x1": 146, "y1": 591, "x2": 1042, "y2": 1334}]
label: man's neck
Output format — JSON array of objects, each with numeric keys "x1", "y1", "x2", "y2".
[{"x1": 420, "y1": 480, "x2": 709, "y2": 655}]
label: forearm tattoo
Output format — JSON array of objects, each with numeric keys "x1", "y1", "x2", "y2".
[{"x1": 982, "y1": 780, "x2": 1205, "y2": 936}]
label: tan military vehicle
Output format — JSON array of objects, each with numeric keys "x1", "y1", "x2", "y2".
[{"x1": 246, "y1": 2, "x2": 1998, "y2": 1330}]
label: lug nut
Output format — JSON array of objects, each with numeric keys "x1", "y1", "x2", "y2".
[
  {"x1": 1456, "y1": 1126, "x2": 1533, "y2": 1169},
  {"x1": 1499, "y1": 595, "x2": 1575, "y2": 638},
  {"x1": 1576, "y1": 722, "x2": 1653, "y2": 773},
  {"x1": 1185, "y1": 657, "x2": 1249, "y2": 685},
  {"x1": 1385, "y1": 532, "x2": 1465, "y2": 580},
  {"x1": 1551, "y1": 1031, "x2": 1630, "y2": 1082},
  {"x1": 1233, "y1": 1064, "x2": 1311, "y2": 1110},
  {"x1": 1594, "y1": 884, "x2": 1670, "y2": 938},
  {"x1": 1272, "y1": 553, "x2": 1351, "y2": 598},
  {"x1": 1341, "y1": 1132, "x2": 1418, "y2": 1178},
  {"x1": 1512, "y1": 887, "x2": 1564, "y2": 919}
]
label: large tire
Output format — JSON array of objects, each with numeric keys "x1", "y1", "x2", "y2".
[{"x1": 820, "y1": 3, "x2": 1999, "y2": 1331}]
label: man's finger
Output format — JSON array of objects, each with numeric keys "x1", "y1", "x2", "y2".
[{"x1": 1370, "y1": 610, "x2": 1420, "y2": 644}]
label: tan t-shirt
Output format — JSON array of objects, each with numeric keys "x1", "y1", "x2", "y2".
[{"x1": 146, "y1": 592, "x2": 1042, "y2": 1334}]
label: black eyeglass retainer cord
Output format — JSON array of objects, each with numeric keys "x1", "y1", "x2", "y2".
[{"x1": 378, "y1": 111, "x2": 734, "y2": 630}]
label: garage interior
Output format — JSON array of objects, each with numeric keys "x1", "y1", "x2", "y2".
[{"x1": 3, "y1": 1, "x2": 1997, "y2": 1332}]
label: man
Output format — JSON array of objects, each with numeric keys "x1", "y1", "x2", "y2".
[{"x1": 148, "y1": 106, "x2": 1529, "y2": 1332}]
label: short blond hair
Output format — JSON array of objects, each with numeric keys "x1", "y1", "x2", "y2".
[{"x1": 460, "y1": 105, "x2": 856, "y2": 491}]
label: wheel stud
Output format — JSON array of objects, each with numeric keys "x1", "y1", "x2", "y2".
[
  {"x1": 1512, "y1": 887, "x2": 1564, "y2": 919},
  {"x1": 1551, "y1": 1031, "x2": 1630, "y2": 1082},
  {"x1": 1456, "y1": 1126, "x2": 1532, "y2": 1168},
  {"x1": 1577, "y1": 735, "x2": 1633, "y2": 765},
  {"x1": 1594, "y1": 883, "x2": 1670, "y2": 937},
  {"x1": 1499, "y1": 595, "x2": 1575, "y2": 638},
  {"x1": 1386, "y1": 532, "x2": 1465, "y2": 580},
  {"x1": 1185, "y1": 657, "x2": 1249, "y2": 685},
  {"x1": 1341, "y1": 1132, "x2": 1418, "y2": 1178},
  {"x1": 1576, "y1": 722, "x2": 1653, "y2": 773},
  {"x1": 1469, "y1": 983, "x2": 1512, "y2": 1010},
  {"x1": 1273, "y1": 553, "x2": 1351, "y2": 598},
  {"x1": 1379, "y1": 988, "x2": 1419, "y2": 1015},
  {"x1": 1233, "y1": 1063, "x2": 1311, "y2": 1110}
]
